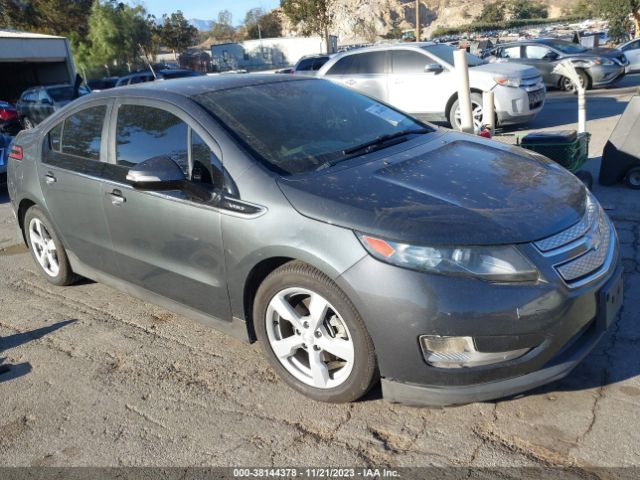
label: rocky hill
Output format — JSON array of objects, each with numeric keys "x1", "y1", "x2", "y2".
[{"x1": 281, "y1": 0, "x2": 579, "y2": 45}]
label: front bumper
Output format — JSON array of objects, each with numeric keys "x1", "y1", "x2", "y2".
[
  {"x1": 589, "y1": 64, "x2": 626, "y2": 88},
  {"x1": 493, "y1": 84, "x2": 545, "y2": 126},
  {"x1": 337, "y1": 246, "x2": 622, "y2": 406}
]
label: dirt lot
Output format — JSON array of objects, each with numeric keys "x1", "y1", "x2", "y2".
[{"x1": 1, "y1": 77, "x2": 639, "y2": 470}]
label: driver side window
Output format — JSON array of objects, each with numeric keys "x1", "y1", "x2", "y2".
[{"x1": 115, "y1": 104, "x2": 222, "y2": 187}]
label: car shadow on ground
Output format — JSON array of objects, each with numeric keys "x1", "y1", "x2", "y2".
[
  {"x1": 0, "y1": 185, "x2": 8, "y2": 204},
  {"x1": 0, "y1": 320, "x2": 75, "y2": 383}
]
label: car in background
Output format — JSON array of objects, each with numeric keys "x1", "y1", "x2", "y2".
[
  {"x1": 0, "y1": 101, "x2": 20, "y2": 136},
  {"x1": 88, "y1": 77, "x2": 118, "y2": 91},
  {"x1": 16, "y1": 84, "x2": 91, "y2": 129},
  {"x1": 316, "y1": 42, "x2": 545, "y2": 129},
  {"x1": 486, "y1": 39, "x2": 628, "y2": 91},
  {"x1": 618, "y1": 38, "x2": 640, "y2": 73},
  {"x1": 6, "y1": 75, "x2": 623, "y2": 406},
  {"x1": 291, "y1": 54, "x2": 332, "y2": 76},
  {"x1": 115, "y1": 69, "x2": 203, "y2": 87}
]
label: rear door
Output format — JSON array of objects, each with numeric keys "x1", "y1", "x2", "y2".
[
  {"x1": 388, "y1": 48, "x2": 452, "y2": 116},
  {"x1": 38, "y1": 101, "x2": 115, "y2": 273},
  {"x1": 101, "y1": 100, "x2": 231, "y2": 322},
  {"x1": 324, "y1": 51, "x2": 389, "y2": 102}
]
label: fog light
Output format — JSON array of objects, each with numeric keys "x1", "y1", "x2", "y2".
[{"x1": 419, "y1": 335, "x2": 530, "y2": 369}]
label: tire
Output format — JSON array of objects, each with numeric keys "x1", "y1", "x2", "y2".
[
  {"x1": 625, "y1": 167, "x2": 640, "y2": 190},
  {"x1": 575, "y1": 170, "x2": 593, "y2": 190},
  {"x1": 24, "y1": 206, "x2": 78, "y2": 286},
  {"x1": 448, "y1": 92, "x2": 484, "y2": 131},
  {"x1": 22, "y1": 117, "x2": 35, "y2": 130},
  {"x1": 559, "y1": 70, "x2": 589, "y2": 93},
  {"x1": 254, "y1": 260, "x2": 378, "y2": 403}
]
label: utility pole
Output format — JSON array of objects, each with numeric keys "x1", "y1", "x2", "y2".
[{"x1": 415, "y1": 0, "x2": 420, "y2": 42}]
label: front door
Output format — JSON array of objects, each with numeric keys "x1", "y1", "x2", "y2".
[
  {"x1": 388, "y1": 49, "x2": 452, "y2": 116},
  {"x1": 101, "y1": 101, "x2": 231, "y2": 322},
  {"x1": 38, "y1": 102, "x2": 115, "y2": 273}
]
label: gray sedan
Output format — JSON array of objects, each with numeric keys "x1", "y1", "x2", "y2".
[{"x1": 618, "y1": 38, "x2": 640, "y2": 73}]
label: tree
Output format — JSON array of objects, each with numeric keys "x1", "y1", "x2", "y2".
[
  {"x1": 158, "y1": 10, "x2": 198, "y2": 57},
  {"x1": 280, "y1": 0, "x2": 336, "y2": 53},
  {"x1": 0, "y1": 0, "x2": 93, "y2": 37},
  {"x1": 508, "y1": 0, "x2": 548, "y2": 20},
  {"x1": 209, "y1": 9, "x2": 236, "y2": 42},
  {"x1": 566, "y1": 0, "x2": 595, "y2": 18},
  {"x1": 244, "y1": 7, "x2": 282, "y2": 39},
  {"x1": 596, "y1": 0, "x2": 640, "y2": 41},
  {"x1": 72, "y1": 1, "x2": 155, "y2": 78},
  {"x1": 476, "y1": 1, "x2": 506, "y2": 23}
]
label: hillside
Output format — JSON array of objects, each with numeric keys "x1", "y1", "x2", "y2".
[{"x1": 281, "y1": 0, "x2": 580, "y2": 44}]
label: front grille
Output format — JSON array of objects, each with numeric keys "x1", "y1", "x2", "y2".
[
  {"x1": 556, "y1": 213, "x2": 612, "y2": 282},
  {"x1": 533, "y1": 198, "x2": 614, "y2": 286}
]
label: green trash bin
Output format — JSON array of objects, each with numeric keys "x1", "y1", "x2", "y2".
[{"x1": 518, "y1": 130, "x2": 591, "y2": 173}]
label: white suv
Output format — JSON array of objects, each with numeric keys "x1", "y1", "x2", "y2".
[{"x1": 316, "y1": 42, "x2": 546, "y2": 129}]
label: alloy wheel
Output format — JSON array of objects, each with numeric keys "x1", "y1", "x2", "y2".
[
  {"x1": 265, "y1": 287, "x2": 355, "y2": 389},
  {"x1": 454, "y1": 102, "x2": 483, "y2": 131},
  {"x1": 28, "y1": 218, "x2": 60, "y2": 277}
]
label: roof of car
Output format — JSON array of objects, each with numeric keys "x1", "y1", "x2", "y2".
[
  {"x1": 335, "y1": 42, "x2": 437, "y2": 55},
  {"x1": 89, "y1": 74, "x2": 310, "y2": 100}
]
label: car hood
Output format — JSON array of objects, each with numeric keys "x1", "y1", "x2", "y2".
[
  {"x1": 471, "y1": 62, "x2": 540, "y2": 79},
  {"x1": 277, "y1": 131, "x2": 587, "y2": 246}
]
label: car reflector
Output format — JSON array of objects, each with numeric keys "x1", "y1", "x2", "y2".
[
  {"x1": 8, "y1": 145, "x2": 23, "y2": 160},
  {"x1": 361, "y1": 235, "x2": 396, "y2": 258}
]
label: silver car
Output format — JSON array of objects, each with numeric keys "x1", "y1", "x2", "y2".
[
  {"x1": 316, "y1": 42, "x2": 546, "y2": 129},
  {"x1": 619, "y1": 38, "x2": 640, "y2": 73}
]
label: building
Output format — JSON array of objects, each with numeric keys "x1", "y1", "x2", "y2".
[
  {"x1": 0, "y1": 30, "x2": 77, "y2": 102},
  {"x1": 211, "y1": 36, "x2": 338, "y2": 72}
]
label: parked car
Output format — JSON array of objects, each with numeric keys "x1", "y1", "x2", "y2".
[
  {"x1": 486, "y1": 39, "x2": 629, "y2": 91},
  {"x1": 0, "y1": 101, "x2": 21, "y2": 135},
  {"x1": 115, "y1": 69, "x2": 203, "y2": 87},
  {"x1": 88, "y1": 77, "x2": 118, "y2": 91},
  {"x1": 16, "y1": 84, "x2": 90, "y2": 129},
  {"x1": 316, "y1": 43, "x2": 546, "y2": 130},
  {"x1": 7, "y1": 75, "x2": 623, "y2": 406},
  {"x1": 291, "y1": 54, "x2": 333, "y2": 76},
  {"x1": 618, "y1": 38, "x2": 640, "y2": 73}
]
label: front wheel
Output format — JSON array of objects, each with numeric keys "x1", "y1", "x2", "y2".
[
  {"x1": 254, "y1": 261, "x2": 378, "y2": 403},
  {"x1": 448, "y1": 93, "x2": 484, "y2": 131}
]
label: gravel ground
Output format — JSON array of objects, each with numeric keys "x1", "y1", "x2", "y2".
[{"x1": 0, "y1": 77, "x2": 639, "y2": 470}]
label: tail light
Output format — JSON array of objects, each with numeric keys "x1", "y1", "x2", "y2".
[
  {"x1": 9, "y1": 145, "x2": 23, "y2": 161},
  {"x1": 0, "y1": 108, "x2": 17, "y2": 121}
]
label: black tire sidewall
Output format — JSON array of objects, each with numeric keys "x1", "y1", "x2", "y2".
[
  {"x1": 626, "y1": 168, "x2": 640, "y2": 190},
  {"x1": 254, "y1": 261, "x2": 378, "y2": 403},
  {"x1": 24, "y1": 206, "x2": 75, "y2": 286}
]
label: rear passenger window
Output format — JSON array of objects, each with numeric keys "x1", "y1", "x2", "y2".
[
  {"x1": 116, "y1": 105, "x2": 189, "y2": 175},
  {"x1": 327, "y1": 52, "x2": 386, "y2": 75},
  {"x1": 60, "y1": 106, "x2": 106, "y2": 160}
]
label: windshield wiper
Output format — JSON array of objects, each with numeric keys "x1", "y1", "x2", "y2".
[{"x1": 342, "y1": 128, "x2": 430, "y2": 155}]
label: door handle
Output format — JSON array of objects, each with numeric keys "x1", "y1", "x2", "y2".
[
  {"x1": 44, "y1": 173, "x2": 56, "y2": 185},
  {"x1": 108, "y1": 189, "x2": 126, "y2": 206},
  {"x1": 344, "y1": 79, "x2": 356, "y2": 86}
]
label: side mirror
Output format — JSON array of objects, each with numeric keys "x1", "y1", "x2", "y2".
[
  {"x1": 425, "y1": 63, "x2": 443, "y2": 74},
  {"x1": 126, "y1": 155, "x2": 186, "y2": 190},
  {"x1": 42, "y1": 97, "x2": 53, "y2": 105},
  {"x1": 544, "y1": 52, "x2": 559, "y2": 61}
]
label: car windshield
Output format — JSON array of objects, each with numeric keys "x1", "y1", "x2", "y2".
[
  {"x1": 422, "y1": 44, "x2": 485, "y2": 67},
  {"x1": 194, "y1": 79, "x2": 431, "y2": 175},
  {"x1": 546, "y1": 41, "x2": 587, "y2": 54},
  {"x1": 47, "y1": 85, "x2": 90, "y2": 102}
]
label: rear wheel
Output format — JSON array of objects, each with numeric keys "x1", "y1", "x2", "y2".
[
  {"x1": 254, "y1": 261, "x2": 378, "y2": 403},
  {"x1": 24, "y1": 206, "x2": 78, "y2": 286},
  {"x1": 625, "y1": 167, "x2": 640, "y2": 190}
]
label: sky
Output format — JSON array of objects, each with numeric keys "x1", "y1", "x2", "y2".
[{"x1": 136, "y1": 0, "x2": 280, "y2": 25}]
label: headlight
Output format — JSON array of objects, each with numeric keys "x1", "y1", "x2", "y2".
[
  {"x1": 356, "y1": 233, "x2": 539, "y2": 282},
  {"x1": 493, "y1": 76, "x2": 521, "y2": 87},
  {"x1": 592, "y1": 57, "x2": 615, "y2": 66}
]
